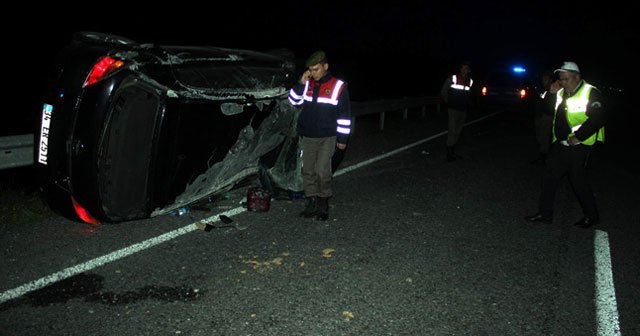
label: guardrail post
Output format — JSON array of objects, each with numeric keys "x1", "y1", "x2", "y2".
[
  {"x1": 403, "y1": 108, "x2": 408, "y2": 121},
  {"x1": 379, "y1": 111, "x2": 385, "y2": 130}
]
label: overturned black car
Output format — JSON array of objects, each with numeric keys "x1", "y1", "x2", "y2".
[{"x1": 36, "y1": 32, "x2": 306, "y2": 224}]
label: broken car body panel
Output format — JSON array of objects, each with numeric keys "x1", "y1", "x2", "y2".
[{"x1": 37, "y1": 32, "x2": 304, "y2": 223}]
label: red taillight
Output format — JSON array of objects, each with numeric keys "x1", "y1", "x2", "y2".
[
  {"x1": 519, "y1": 89, "x2": 527, "y2": 99},
  {"x1": 83, "y1": 56, "x2": 125, "y2": 87},
  {"x1": 481, "y1": 86, "x2": 487, "y2": 96},
  {"x1": 71, "y1": 197, "x2": 101, "y2": 225}
]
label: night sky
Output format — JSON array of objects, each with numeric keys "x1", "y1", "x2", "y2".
[{"x1": 7, "y1": 1, "x2": 635, "y2": 132}]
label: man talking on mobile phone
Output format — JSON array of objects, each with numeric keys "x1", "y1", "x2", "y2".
[
  {"x1": 524, "y1": 61, "x2": 606, "y2": 228},
  {"x1": 288, "y1": 50, "x2": 352, "y2": 221}
]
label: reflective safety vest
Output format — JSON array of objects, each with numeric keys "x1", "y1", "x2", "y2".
[
  {"x1": 450, "y1": 75, "x2": 473, "y2": 91},
  {"x1": 288, "y1": 77, "x2": 345, "y2": 106},
  {"x1": 447, "y1": 75, "x2": 473, "y2": 110},
  {"x1": 553, "y1": 81, "x2": 605, "y2": 145},
  {"x1": 288, "y1": 76, "x2": 351, "y2": 139}
]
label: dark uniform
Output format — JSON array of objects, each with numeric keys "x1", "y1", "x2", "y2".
[
  {"x1": 532, "y1": 82, "x2": 555, "y2": 163},
  {"x1": 288, "y1": 51, "x2": 351, "y2": 221},
  {"x1": 440, "y1": 63, "x2": 473, "y2": 161},
  {"x1": 526, "y1": 69, "x2": 606, "y2": 228}
]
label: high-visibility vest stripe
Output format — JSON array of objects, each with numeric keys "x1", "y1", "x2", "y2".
[
  {"x1": 553, "y1": 82, "x2": 604, "y2": 145},
  {"x1": 302, "y1": 78, "x2": 345, "y2": 105},
  {"x1": 337, "y1": 126, "x2": 351, "y2": 134},
  {"x1": 450, "y1": 75, "x2": 473, "y2": 91}
]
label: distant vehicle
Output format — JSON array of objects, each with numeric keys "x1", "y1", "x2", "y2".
[
  {"x1": 477, "y1": 65, "x2": 533, "y2": 110},
  {"x1": 36, "y1": 32, "x2": 307, "y2": 224}
]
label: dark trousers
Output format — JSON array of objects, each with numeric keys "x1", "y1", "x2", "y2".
[
  {"x1": 302, "y1": 136, "x2": 336, "y2": 198},
  {"x1": 538, "y1": 143, "x2": 598, "y2": 219},
  {"x1": 447, "y1": 107, "x2": 467, "y2": 146},
  {"x1": 534, "y1": 115, "x2": 553, "y2": 154}
]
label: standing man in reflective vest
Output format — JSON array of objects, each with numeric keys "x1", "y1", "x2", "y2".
[
  {"x1": 440, "y1": 61, "x2": 473, "y2": 161},
  {"x1": 525, "y1": 61, "x2": 606, "y2": 228},
  {"x1": 288, "y1": 50, "x2": 352, "y2": 221}
]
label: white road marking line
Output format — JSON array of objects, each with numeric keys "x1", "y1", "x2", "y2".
[
  {"x1": 335, "y1": 112, "x2": 499, "y2": 177},
  {"x1": 594, "y1": 230, "x2": 622, "y2": 336},
  {"x1": 0, "y1": 207, "x2": 246, "y2": 304},
  {"x1": 335, "y1": 130, "x2": 445, "y2": 177}
]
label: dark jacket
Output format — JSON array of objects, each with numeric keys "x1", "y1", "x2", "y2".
[
  {"x1": 289, "y1": 71, "x2": 352, "y2": 144},
  {"x1": 534, "y1": 88, "x2": 554, "y2": 119},
  {"x1": 441, "y1": 74, "x2": 473, "y2": 110}
]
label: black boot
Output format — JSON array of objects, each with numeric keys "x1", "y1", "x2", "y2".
[
  {"x1": 299, "y1": 196, "x2": 317, "y2": 218},
  {"x1": 446, "y1": 146, "x2": 457, "y2": 162},
  {"x1": 314, "y1": 197, "x2": 329, "y2": 221}
]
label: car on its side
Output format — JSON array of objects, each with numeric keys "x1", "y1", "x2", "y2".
[
  {"x1": 477, "y1": 65, "x2": 534, "y2": 111},
  {"x1": 36, "y1": 31, "x2": 305, "y2": 224}
]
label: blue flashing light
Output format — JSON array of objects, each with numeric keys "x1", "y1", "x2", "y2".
[{"x1": 512, "y1": 66, "x2": 527, "y2": 74}]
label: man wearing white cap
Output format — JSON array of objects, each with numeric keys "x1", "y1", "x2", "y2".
[{"x1": 525, "y1": 61, "x2": 606, "y2": 228}]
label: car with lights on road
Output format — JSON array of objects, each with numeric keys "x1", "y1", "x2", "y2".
[{"x1": 477, "y1": 65, "x2": 534, "y2": 110}]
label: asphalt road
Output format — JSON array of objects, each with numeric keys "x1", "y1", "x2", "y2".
[{"x1": 1, "y1": 104, "x2": 638, "y2": 336}]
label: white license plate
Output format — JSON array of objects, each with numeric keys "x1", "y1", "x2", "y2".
[{"x1": 37, "y1": 103, "x2": 53, "y2": 165}]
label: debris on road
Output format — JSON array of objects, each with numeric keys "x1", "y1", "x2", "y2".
[
  {"x1": 342, "y1": 310, "x2": 355, "y2": 321},
  {"x1": 247, "y1": 187, "x2": 271, "y2": 212},
  {"x1": 195, "y1": 215, "x2": 248, "y2": 232},
  {"x1": 195, "y1": 221, "x2": 214, "y2": 232},
  {"x1": 322, "y1": 248, "x2": 335, "y2": 258}
]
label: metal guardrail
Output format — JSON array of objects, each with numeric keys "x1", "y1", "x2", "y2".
[
  {"x1": 0, "y1": 96, "x2": 441, "y2": 170},
  {"x1": 352, "y1": 96, "x2": 442, "y2": 131},
  {"x1": 0, "y1": 134, "x2": 34, "y2": 170}
]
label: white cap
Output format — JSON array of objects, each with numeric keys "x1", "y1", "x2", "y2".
[{"x1": 554, "y1": 61, "x2": 580, "y2": 74}]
